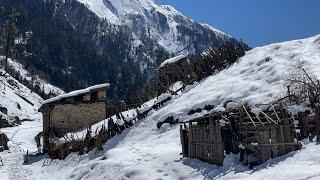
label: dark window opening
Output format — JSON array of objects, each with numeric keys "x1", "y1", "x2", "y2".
[
  {"x1": 74, "y1": 95, "x2": 83, "y2": 102},
  {"x1": 91, "y1": 92, "x2": 98, "y2": 101}
]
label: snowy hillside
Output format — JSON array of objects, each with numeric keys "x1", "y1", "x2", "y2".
[
  {"x1": 0, "y1": 35, "x2": 317, "y2": 180},
  {"x1": 154, "y1": 34, "x2": 320, "y2": 123},
  {"x1": 0, "y1": 68, "x2": 43, "y2": 121}
]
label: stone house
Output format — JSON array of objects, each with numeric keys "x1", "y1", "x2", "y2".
[{"x1": 39, "y1": 83, "x2": 110, "y2": 136}]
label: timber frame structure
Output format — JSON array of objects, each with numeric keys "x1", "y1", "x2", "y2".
[{"x1": 180, "y1": 104, "x2": 301, "y2": 167}]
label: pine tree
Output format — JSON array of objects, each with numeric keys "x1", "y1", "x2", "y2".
[{"x1": 3, "y1": 10, "x2": 20, "y2": 72}]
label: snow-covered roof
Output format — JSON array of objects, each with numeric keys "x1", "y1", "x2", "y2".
[
  {"x1": 159, "y1": 55, "x2": 187, "y2": 68},
  {"x1": 42, "y1": 83, "x2": 110, "y2": 105}
]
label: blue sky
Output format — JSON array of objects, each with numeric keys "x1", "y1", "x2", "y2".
[{"x1": 156, "y1": 0, "x2": 320, "y2": 47}]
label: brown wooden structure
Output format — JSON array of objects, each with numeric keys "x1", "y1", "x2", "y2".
[{"x1": 180, "y1": 104, "x2": 301, "y2": 167}]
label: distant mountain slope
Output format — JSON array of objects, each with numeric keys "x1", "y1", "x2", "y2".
[
  {"x1": 75, "y1": 0, "x2": 237, "y2": 54},
  {"x1": 0, "y1": 0, "x2": 247, "y2": 101},
  {"x1": 0, "y1": 56, "x2": 64, "y2": 122},
  {"x1": 0, "y1": 0, "x2": 147, "y2": 101}
]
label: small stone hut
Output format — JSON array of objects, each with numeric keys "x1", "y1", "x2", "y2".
[
  {"x1": 157, "y1": 55, "x2": 197, "y2": 91},
  {"x1": 39, "y1": 83, "x2": 110, "y2": 136}
]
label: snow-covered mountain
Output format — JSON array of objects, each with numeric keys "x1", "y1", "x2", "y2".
[
  {"x1": 1, "y1": 35, "x2": 318, "y2": 179},
  {"x1": 76, "y1": 0, "x2": 233, "y2": 54},
  {"x1": 63, "y1": 0, "x2": 244, "y2": 71},
  {"x1": 0, "y1": 68, "x2": 44, "y2": 179},
  {"x1": 0, "y1": 59, "x2": 65, "y2": 179},
  {"x1": 1, "y1": 0, "x2": 247, "y2": 100}
]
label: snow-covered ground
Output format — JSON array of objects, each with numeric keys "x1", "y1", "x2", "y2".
[{"x1": 1, "y1": 35, "x2": 320, "y2": 179}]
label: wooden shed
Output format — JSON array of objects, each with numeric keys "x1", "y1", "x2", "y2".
[{"x1": 180, "y1": 104, "x2": 301, "y2": 167}]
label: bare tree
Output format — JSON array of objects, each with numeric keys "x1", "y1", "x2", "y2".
[{"x1": 286, "y1": 64, "x2": 320, "y2": 108}]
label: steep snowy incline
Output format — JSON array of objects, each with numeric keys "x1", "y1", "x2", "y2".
[
  {"x1": 0, "y1": 71, "x2": 43, "y2": 121},
  {"x1": 18, "y1": 35, "x2": 320, "y2": 180},
  {"x1": 153, "y1": 34, "x2": 320, "y2": 123}
]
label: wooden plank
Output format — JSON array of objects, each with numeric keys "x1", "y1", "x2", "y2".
[{"x1": 243, "y1": 106, "x2": 257, "y2": 127}]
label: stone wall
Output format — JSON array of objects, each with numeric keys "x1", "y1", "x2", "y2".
[{"x1": 49, "y1": 102, "x2": 106, "y2": 133}]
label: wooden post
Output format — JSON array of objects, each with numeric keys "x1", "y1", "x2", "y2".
[
  {"x1": 180, "y1": 125, "x2": 187, "y2": 157},
  {"x1": 316, "y1": 107, "x2": 320, "y2": 142},
  {"x1": 278, "y1": 124, "x2": 285, "y2": 155},
  {"x1": 188, "y1": 122, "x2": 192, "y2": 157}
]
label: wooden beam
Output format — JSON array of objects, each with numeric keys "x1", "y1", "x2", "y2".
[
  {"x1": 243, "y1": 106, "x2": 257, "y2": 127},
  {"x1": 272, "y1": 106, "x2": 281, "y2": 123},
  {"x1": 260, "y1": 111, "x2": 278, "y2": 125}
]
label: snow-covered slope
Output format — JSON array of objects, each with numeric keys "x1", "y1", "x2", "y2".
[
  {"x1": 0, "y1": 69, "x2": 43, "y2": 121},
  {"x1": 154, "y1": 34, "x2": 320, "y2": 123},
  {"x1": 1, "y1": 35, "x2": 320, "y2": 179}
]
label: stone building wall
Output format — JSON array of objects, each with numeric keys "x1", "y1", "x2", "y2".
[{"x1": 48, "y1": 102, "x2": 106, "y2": 133}]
